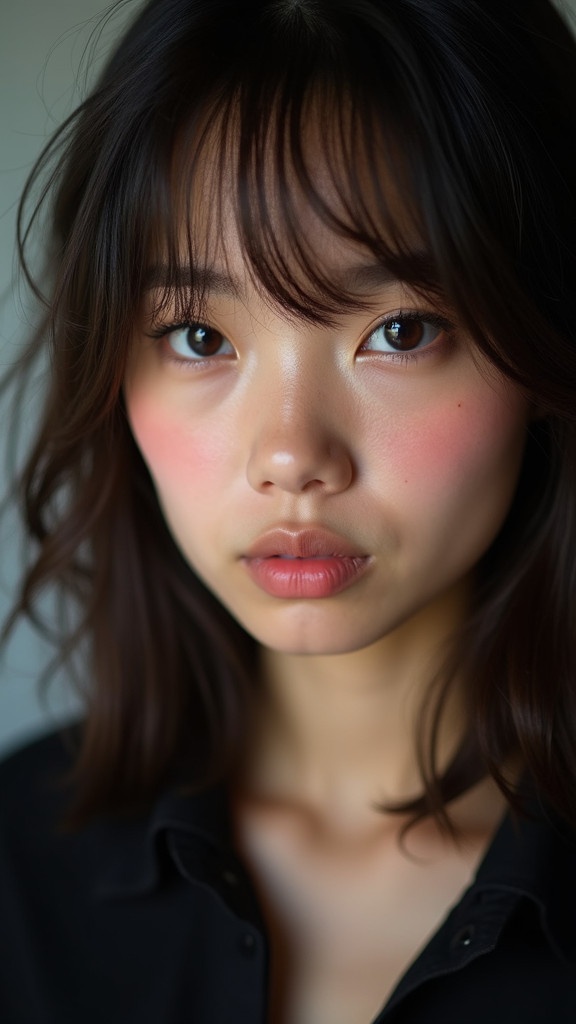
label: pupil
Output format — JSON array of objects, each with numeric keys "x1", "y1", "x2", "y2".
[
  {"x1": 385, "y1": 319, "x2": 424, "y2": 351},
  {"x1": 188, "y1": 325, "x2": 222, "y2": 355}
]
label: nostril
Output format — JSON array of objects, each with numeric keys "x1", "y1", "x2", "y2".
[{"x1": 246, "y1": 428, "x2": 353, "y2": 496}]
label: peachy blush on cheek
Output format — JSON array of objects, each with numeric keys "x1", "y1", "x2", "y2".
[
  {"x1": 126, "y1": 389, "x2": 224, "y2": 485},
  {"x1": 372, "y1": 379, "x2": 529, "y2": 550}
]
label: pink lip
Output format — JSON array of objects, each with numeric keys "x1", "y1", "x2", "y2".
[{"x1": 242, "y1": 527, "x2": 371, "y2": 599}]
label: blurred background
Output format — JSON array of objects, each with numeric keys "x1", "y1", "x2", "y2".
[
  {"x1": 0, "y1": 0, "x2": 143, "y2": 756},
  {"x1": 1, "y1": 0, "x2": 576, "y2": 757}
]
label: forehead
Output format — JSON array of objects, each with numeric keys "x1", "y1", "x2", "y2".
[{"x1": 155, "y1": 91, "x2": 434, "y2": 317}]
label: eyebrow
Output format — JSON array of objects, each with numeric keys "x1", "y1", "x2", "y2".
[
  {"x1": 347, "y1": 253, "x2": 438, "y2": 292},
  {"x1": 143, "y1": 265, "x2": 242, "y2": 297},
  {"x1": 143, "y1": 252, "x2": 436, "y2": 297}
]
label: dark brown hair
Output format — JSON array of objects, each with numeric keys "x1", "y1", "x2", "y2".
[{"x1": 5, "y1": 0, "x2": 576, "y2": 828}]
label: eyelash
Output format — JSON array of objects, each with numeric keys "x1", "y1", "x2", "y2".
[
  {"x1": 146, "y1": 309, "x2": 455, "y2": 369},
  {"x1": 359, "y1": 310, "x2": 455, "y2": 365},
  {"x1": 146, "y1": 321, "x2": 234, "y2": 370}
]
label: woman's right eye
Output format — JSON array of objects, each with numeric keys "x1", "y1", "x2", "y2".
[{"x1": 163, "y1": 323, "x2": 235, "y2": 361}]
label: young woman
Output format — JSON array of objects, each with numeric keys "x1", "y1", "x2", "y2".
[{"x1": 2, "y1": 0, "x2": 576, "y2": 1021}]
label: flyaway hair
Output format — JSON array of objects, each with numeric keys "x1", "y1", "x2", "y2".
[{"x1": 5, "y1": 0, "x2": 576, "y2": 829}]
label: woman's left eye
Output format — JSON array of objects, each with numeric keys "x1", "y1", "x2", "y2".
[
  {"x1": 362, "y1": 314, "x2": 449, "y2": 355},
  {"x1": 163, "y1": 323, "x2": 235, "y2": 360}
]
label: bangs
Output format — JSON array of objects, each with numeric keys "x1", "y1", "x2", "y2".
[
  {"x1": 16, "y1": 0, "x2": 576, "y2": 828},
  {"x1": 147, "y1": 30, "x2": 445, "y2": 328},
  {"x1": 51, "y1": 0, "x2": 568, "y2": 405}
]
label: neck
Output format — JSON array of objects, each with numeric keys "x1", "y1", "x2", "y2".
[{"x1": 241, "y1": 582, "x2": 471, "y2": 817}]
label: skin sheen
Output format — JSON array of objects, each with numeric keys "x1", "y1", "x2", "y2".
[{"x1": 124, "y1": 223, "x2": 531, "y2": 665}]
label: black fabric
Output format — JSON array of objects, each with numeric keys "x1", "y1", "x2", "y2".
[{"x1": 1, "y1": 727, "x2": 576, "y2": 1023}]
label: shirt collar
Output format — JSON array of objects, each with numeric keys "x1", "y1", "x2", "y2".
[
  {"x1": 380, "y1": 798, "x2": 576, "y2": 1016},
  {"x1": 92, "y1": 781, "x2": 231, "y2": 900},
  {"x1": 92, "y1": 777, "x2": 576, "y2": 963},
  {"x1": 471, "y1": 799, "x2": 576, "y2": 961}
]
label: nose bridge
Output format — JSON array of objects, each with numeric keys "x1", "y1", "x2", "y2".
[
  {"x1": 246, "y1": 338, "x2": 354, "y2": 495},
  {"x1": 270, "y1": 343, "x2": 322, "y2": 428}
]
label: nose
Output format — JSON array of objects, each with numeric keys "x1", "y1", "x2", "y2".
[{"x1": 246, "y1": 374, "x2": 354, "y2": 496}]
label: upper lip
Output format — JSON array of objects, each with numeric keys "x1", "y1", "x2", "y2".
[{"x1": 244, "y1": 527, "x2": 366, "y2": 560}]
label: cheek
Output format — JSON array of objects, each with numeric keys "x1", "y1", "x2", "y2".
[
  {"x1": 379, "y1": 390, "x2": 528, "y2": 512},
  {"x1": 126, "y1": 390, "x2": 223, "y2": 491}
]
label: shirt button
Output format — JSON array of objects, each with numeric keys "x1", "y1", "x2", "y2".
[
  {"x1": 451, "y1": 924, "x2": 476, "y2": 950},
  {"x1": 238, "y1": 931, "x2": 257, "y2": 957}
]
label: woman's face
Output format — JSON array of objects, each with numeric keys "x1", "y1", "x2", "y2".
[{"x1": 124, "y1": 180, "x2": 530, "y2": 658}]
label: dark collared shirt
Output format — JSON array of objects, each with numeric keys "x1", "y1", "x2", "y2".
[{"x1": 1, "y1": 728, "x2": 576, "y2": 1023}]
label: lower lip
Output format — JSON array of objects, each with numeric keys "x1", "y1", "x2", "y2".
[{"x1": 242, "y1": 556, "x2": 370, "y2": 599}]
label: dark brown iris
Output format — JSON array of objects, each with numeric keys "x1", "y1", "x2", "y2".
[
  {"x1": 186, "y1": 325, "x2": 224, "y2": 356},
  {"x1": 384, "y1": 319, "x2": 426, "y2": 351}
]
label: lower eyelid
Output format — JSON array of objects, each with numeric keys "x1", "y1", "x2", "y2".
[
  {"x1": 167, "y1": 339, "x2": 235, "y2": 360},
  {"x1": 161, "y1": 342, "x2": 235, "y2": 368},
  {"x1": 358, "y1": 328, "x2": 454, "y2": 367},
  {"x1": 152, "y1": 322, "x2": 235, "y2": 362},
  {"x1": 360, "y1": 331, "x2": 432, "y2": 356}
]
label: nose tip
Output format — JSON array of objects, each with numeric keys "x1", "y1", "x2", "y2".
[{"x1": 247, "y1": 434, "x2": 354, "y2": 495}]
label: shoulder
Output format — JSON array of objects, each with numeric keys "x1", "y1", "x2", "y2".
[{"x1": 0, "y1": 723, "x2": 153, "y2": 925}]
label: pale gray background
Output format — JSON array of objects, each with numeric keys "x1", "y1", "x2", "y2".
[
  {"x1": 1, "y1": 0, "x2": 575, "y2": 757},
  {"x1": 0, "y1": 0, "x2": 143, "y2": 757}
]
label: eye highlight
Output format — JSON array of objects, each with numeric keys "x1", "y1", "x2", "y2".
[
  {"x1": 149, "y1": 321, "x2": 235, "y2": 362},
  {"x1": 361, "y1": 312, "x2": 453, "y2": 358}
]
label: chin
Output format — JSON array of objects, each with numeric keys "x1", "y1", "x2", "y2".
[{"x1": 235, "y1": 608, "x2": 394, "y2": 658}]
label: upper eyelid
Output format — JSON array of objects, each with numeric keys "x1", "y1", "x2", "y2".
[
  {"x1": 356, "y1": 311, "x2": 457, "y2": 367},
  {"x1": 147, "y1": 306, "x2": 453, "y2": 330},
  {"x1": 146, "y1": 319, "x2": 213, "y2": 338},
  {"x1": 143, "y1": 321, "x2": 235, "y2": 368},
  {"x1": 360, "y1": 309, "x2": 456, "y2": 341},
  {"x1": 145, "y1": 307, "x2": 456, "y2": 349},
  {"x1": 369, "y1": 307, "x2": 455, "y2": 326}
]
